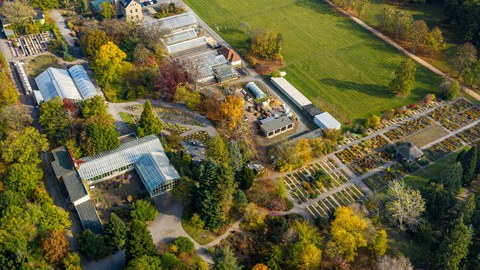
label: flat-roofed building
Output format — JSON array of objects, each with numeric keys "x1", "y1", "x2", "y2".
[
  {"x1": 313, "y1": 112, "x2": 341, "y2": 130},
  {"x1": 147, "y1": 12, "x2": 197, "y2": 33},
  {"x1": 271, "y1": 76, "x2": 312, "y2": 109},
  {"x1": 260, "y1": 116, "x2": 295, "y2": 138}
]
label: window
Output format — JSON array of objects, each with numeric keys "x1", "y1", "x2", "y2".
[
  {"x1": 130, "y1": 10, "x2": 133, "y2": 13},
  {"x1": 288, "y1": 124, "x2": 293, "y2": 128},
  {"x1": 135, "y1": 9, "x2": 138, "y2": 12}
]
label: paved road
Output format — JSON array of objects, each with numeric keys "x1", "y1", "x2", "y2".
[
  {"x1": 51, "y1": 10, "x2": 75, "y2": 47},
  {"x1": 323, "y1": 0, "x2": 480, "y2": 102}
]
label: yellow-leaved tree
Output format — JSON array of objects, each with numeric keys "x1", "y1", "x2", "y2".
[
  {"x1": 91, "y1": 42, "x2": 126, "y2": 87},
  {"x1": 219, "y1": 95, "x2": 244, "y2": 131},
  {"x1": 370, "y1": 229, "x2": 388, "y2": 256},
  {"x1": 327, "y1": 206, "x2": 367, "y2": 262}
]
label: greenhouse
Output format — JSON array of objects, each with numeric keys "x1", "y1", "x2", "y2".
[
  {"x1": 246, "y1": 82, "x2": 267, "y2": 99},
  {"x1": 164, "y1": 28, "x2": 197, "y2": 45},
  {"x1": 149, "y1": 12, "x2": 197, "y2": 32},
  {"x1": 68, "y1": 65, "x2": 98, "y2": 99},
  {"x1": 165, "y1": 37, "x2": 208, "y2": 54},
  {"x1": 35, "y1": 67, "x2": 83, "y2": 101},
  {"x1": 135, "y1": 152, "x2": 181, "y2": 197}
]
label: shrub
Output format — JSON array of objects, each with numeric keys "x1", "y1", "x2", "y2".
[
  {"x1": 170, "y1": 237, "x2": 195, "y2": 255},
  {"x1": 239, "y1": 167, "x2": 255, "y2": 190},
  {"x1": 78, "y1": 230, "x2": 108, "y2": 260},
  {"x1": 130, "y1": 199, "x2": 158, "y2": 223}
]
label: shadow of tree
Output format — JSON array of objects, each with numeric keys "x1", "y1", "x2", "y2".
[{"x1": 320, "y1": 78, "x2": 394, "y2": 98}]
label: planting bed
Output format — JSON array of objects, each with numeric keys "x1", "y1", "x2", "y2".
[
  {"x1": 362, "y1": 163, "x2": 407, "y2": 191},
  {"x1": 347, "y1": 152, "x2": 390, "y2": 176},
  {"x1": 436, "y1": 106, "x2": 480, "y2": 131},
  {"x1": 384, "y1": 116, "x2": 434, "y2": 141},
  {"x1": 423, "y1": 136, "x2": 464, "y2": 161},
  {"x1": 183, "y1": 131, "x2": 210, "y2": 144},
  {"x1": 404, "y1": 124, "x2": 449, "y2": 148},
  {"x1": 456, "y1": 124, "x2": 480, "y2": 145},
  {"x1": 306, "y1": 184, "x2": 365, "y2": 218},
  {"x1": 163, "y1": 122, "x2": 191, "y2": 135},
  {"x1": 336, "y1": 135, "x2": 390, "y2": 164}
]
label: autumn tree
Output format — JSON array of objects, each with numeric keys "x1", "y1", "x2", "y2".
[
  {"x1": 105, "y1": 213, "x2": 127, "y2": 250},
  {"x1": 0, "y1": 105, "x2": 32, "y2": 140},
  {"x1": 0, "y1": 126, "x2": 49, "y2": 165},
  {"x1": 250, "y1": 30, "x2": 283, "y2": 60},
  {"x1": 355, "y1": 0, "x2": 371, "y2": 18},
  {"x1": 100, "y1": 1, "x2": 116, "y2": 19},
  {"x1": 39, "y1": 96, "x2": 70, "y2": 143},
  {"x1": 28, "y1": 0, "x2": 59, "y2": 10},
  {"x1": 63, "y1": 252, "x2": 82, "y2": 270},
  {"x1": 366, "y1": 114, "x2": 381, "y2": 129},
  {"x1": 80, "y1": 29, "x2": 110, "y2": 59},
  {"x1": 453, "y1": 43, "x2": 477, "y2": 77},
  {"x1": 327, "y1": 206, "x2": 367, "y2": 262},
  {"x1": 385, "y1": 181, "x2": 425, "y2": 231},
  {"x1": 5, "y1": 163, "x2": 43, "y2": 198},
  {"x1": 435, "y1": 217, "x2": 472, "y2": 270},
  {"x1": 286, "y1": 221, "x2": 323, "y2": 269},
  {"x1": 126, "y1": 220, "x2": 157, "y2": 262},
  {"x1": 219, "y1": 95, "x2": 244, "y2": 131},
  {"x1": 410, "y1": 20, "x2": 429, "y2": 53},
  {"x1": 425, "y1": 27, "x2": 446, "y2": 55},
  {"x1": 156, "y1": 62, "x2": 188, "y2": 100},
  {"x1": 0, "y1": 73, "x2": 19, "y2": 108},
  {"x1": 91, "y1": 42, "x2": 126, "y2": 87},
  {"x1": 370, "y1": 230, "x2": 388, "y2": 257},
  {"x1": 377, "y1": 255, "x2": 413, "y2": 270},
  {"x1": 244, "y1": 203, "x2": 267, "y2": 231},
  {"x1": 41, "y1": 231, "x2": 69, "y2": 264},
  {"x1": 252, "y1": 263, "x2": 268, "y2": 270},
  {"x1": 173, "y1": 84, "x2": 201, "y2": 110},
  {"x1": 389, "y1": 59, "x2": 416, "y2": 97},
  {"x1": 0, "y1": 0, "x2": 35, "y2": 27},
  {"x1": 79, "y1": 95, "x2": 108, "y2": 119},
  {"x1": 438, "y1": 78, "x2": 461, "y2": 100},
  {"x1": 82, "y1": 115, "x2": 120, "y2": 155},
  {"x1": 130, "y1": 199, "x2": 158, "y2": 223},
  {"x1": 170, "y1": 236, "x2": 194, "y2": 255},
  {"x1": 206, "y1": 135, "x2": 229, "y2": 164},
  {"x1": 137, "y1": 100, "x2": 163, "y2": 137}
]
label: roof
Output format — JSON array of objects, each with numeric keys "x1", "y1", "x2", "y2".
[
  {"x1": 68, "y1": 65, "x2": 98, "y2": 99},
  {"x1": 135, "y1": 152, "x2": 180, "y2": 194},
  {"x1": 91, "y1": 0, "x2": 111, "y2": 11},
  {"x1": 398, "y1": 143, "x2": 424, "y2": 161},
  {"x1": 212, "y1": 63, "x2": 238, "y2": 82},
  {"x1": 163, "y1": 28, "x2": 197, "y2": 45},
  {"x1": 119, "y1": 0, "x2": 135, "y2": 8},
  {"x1": 52, "y1": 147, "x2": 89, "y2": 203},
  {"x1": 51, "y1": 147, "x2": 76, "y2": 180},
  {"x1": 147, "y1": 12, "x2": 197, "y2": 32},
  {"x1": 35, "y1": 67, "x2": 83, "y2": 101},
  {"x1": 303, "y1": 104, "x2": 322, "y2": 119},
  {"x1": 179, "y1": 50, "x2": 227, "y2": 81},
  {"x1": 4, "y1": 28, "x2": 14, "y2": 37},
  {"x1": 166, "y1": 37, "x2": 208, "y2": 54},
  {"x1": 260, "y1": 116, "x2": 294, "y2": 133},
  {"x1": 314, "y1": 112, "x2": 341, "y2": 129},
  {"x1": 246, "y1": 82, "x2": 267, "y2": 99},
  {"x1": 77, "y1": 135, "x2": 164, "y2": 181},
  {"x1": 271, "y1": 76, "x2": 312, "y2": 107},
  {"x1": 76, "y1": 201, "x2": 103, "y2": 234},
  {"x1": 33, "y1": 10, "x2": 44, "y2": 21},
  {"x1": 33, "y1": 90, "x2": 44, "y2": 102},
  {"x1": 219, "y1": 47, "x2": 241, "y2": 63}
]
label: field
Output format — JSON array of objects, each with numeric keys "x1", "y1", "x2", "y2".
[
  {"x1": 404, "y1": 124, "x2": 449, "y2": 148},
  {"x1": 185, "y1": 0, "x2": 442, "y2": 123}
]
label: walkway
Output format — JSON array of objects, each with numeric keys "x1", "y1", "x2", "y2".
[
  {"x1": 322, "y1": 0, "x2": 480, "y2": 102},
  {"x1": 51, "y1": 10, "x2": 76, "y2": 47}
]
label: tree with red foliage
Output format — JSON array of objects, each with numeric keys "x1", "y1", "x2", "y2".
[{"x1": 155, "y1": 62, "x2": 188, "y2": 101}]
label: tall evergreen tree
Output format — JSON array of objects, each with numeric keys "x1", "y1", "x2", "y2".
[
  {"x1": 438, "y1": 162, "x2": 463, "y2": 193},
  {"x1": 126, "y1": 220, "x2": 156, "y2": 262},
  {"x1": 105, "y1": 213, "x2": 127, "y2": 250},
  {"x1": 389, "y1": 59, "x2": 416, "y2": 97},
  {"x1": 137, "y1": 100, "x2": 163, "y2": 138},
  {"x1": 422, "y1": 181, "x2": 452, "y2": 222},
  {"x1": 457, "y1": 147, "x2": 477, "y2": 186},
  {"x1": 196, "y1": 159, "x2": 236, "y2": 229},
  {"x1": 435, "y1": 217, "x2": 472, "y2": 270},
  {"x1": 457, "y1": 194, "x2": 476, "y2": 225}
]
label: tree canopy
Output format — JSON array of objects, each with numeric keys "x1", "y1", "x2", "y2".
[
  {"x1": 435, "y1": 217, "x2": 473, "y2": 270},
  {"x1": 39, "y1": 96, "x2": 70, "y2": 143},
  {"x1": 389, "y1": 59, "x2": 416, "y2": 96},
  {"x1": 385, "y1": 181, "x2": 425, "y2": 231},
  {"x1": 126, "y1": 220, "x2": 157, "y2": 262},
  {"x1": 137, "y1": 100, "x2": 163, "y2": 137},
  {"x1": 91, "y1": 42, "x2": 126, "y2": 87}
]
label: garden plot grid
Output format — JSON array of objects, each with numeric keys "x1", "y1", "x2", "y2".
[
  {"x1": 429, "y1": 99, "x2": 479, "y2": 132},
  {"x1": 306, "y1": 184, "x2": 366, "y2": 218}
]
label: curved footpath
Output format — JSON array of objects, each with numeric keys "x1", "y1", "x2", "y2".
[{"x1": 322, "y1": 0, "x2": 480, "y2": 102}]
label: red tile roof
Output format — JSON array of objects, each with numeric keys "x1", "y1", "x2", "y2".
[{"x1": 219, "y1": 47, "x2": 241, "y2": 63}]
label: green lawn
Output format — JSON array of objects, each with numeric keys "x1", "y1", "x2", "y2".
[{"x1": 185, "y1": 0, "x2": 442, "y2": 123}]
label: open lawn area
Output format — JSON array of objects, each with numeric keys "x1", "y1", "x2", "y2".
[
  {"x1": 404, "y1": 124, "x2": 449, "y2": 148},
  {"x1": 185, "y1": 0, "x2": 442, "y2": 123}
]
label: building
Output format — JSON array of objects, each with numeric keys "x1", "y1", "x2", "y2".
[
  {"x1": 165, "y1": 37, "x2": 208, "y2": 54},
  {"x1": 246, "y1": 82, "x2": 267, "y2": 99},
  {"x1": 76, "y1": 134, "x2": 180, "y2": 197},
  {"x1": 219, "y1": 47, "x2": 242, "y2": 66},
  {"x1": 14, "y1": 62, "x2": 33, "y2": 95},
  {"x1": 179, "y1": 50, "x2": 237, "y2": 83},
  {"x1": 271, "y1": 76, "x2": 312, "y2": 109},
  {"x1": 397, "y1": 142, "x2": 424, "y2": 162},
  {"x1": 260, "y1": 116, "x2": 295, "y2": 138},
  {"x1": 163, "y1": 28, "x2": 198, "y2": 46},
  {"x1": 313, "y1": 112, "x2": 341, "y2": 130},
  {"x1": 146, "y1": 12, "x2": 197, "y2": 33},
  {"x1": 51, "y1": 147, "x2": 102, "y2": 234},
  {"x1": 34, "y1": 65, "x2": 99, "y2": 103},
  {"x1": 116, "y1": 0, "x2": 143, "y2": 22}
]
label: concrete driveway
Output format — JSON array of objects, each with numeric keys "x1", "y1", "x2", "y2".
[{"x1": 51, "y1": 10, "x2": 75, "y2": 47}]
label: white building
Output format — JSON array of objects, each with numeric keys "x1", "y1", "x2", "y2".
[
  {"x1": 270, "y1": 76, "x2": 312, "y2": 109},
  {"x1": 314, "y1": 112, "x2": 341, "y2": 130}
]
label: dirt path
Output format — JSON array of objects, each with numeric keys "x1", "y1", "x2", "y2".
[{"x1": 322, "y1": 0, "x2": 480, "y2": 102}]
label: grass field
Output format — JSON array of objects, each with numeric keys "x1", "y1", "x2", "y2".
[{"x1": 185, "y1": 0, "x2": 442, "y2": 123}]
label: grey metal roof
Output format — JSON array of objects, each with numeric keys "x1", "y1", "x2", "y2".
[
  {"x1": 76, "y1": 201, "x2": 103, "y2": 234},
  {"x1": 303, "y1": 104, "x2": 322, "y2": 119},
  {"x1": 260, "y1": 116, "x2": 294, "y2": 133},
  {"x1": 52, "y1": 147, "x2": 75, "y2": 179},
  {"x1": 78, "y1": 135, "x2": 164, "y2": 181},
  {"x1": 179, "y1": 50, "x2": 227, "y2": 81},
  {"x1": 398, "y1": 143, "x2": 424, "y2": 161},
  {"x1": 135, "y1": 152, "x2": 180, "y2": 195},
  {"x1": 148, "y1": 12, "x2": 197, "y2": 32},
  {"x1": 68, "y1": 65, "x2": 98, "y2": 100}
]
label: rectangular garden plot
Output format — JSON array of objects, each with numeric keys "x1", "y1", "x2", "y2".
[
  {"x1": 362, "y1": 163, "x2": 407, "y2": 191},
  {"x1": 336, "y1": 135, "x2": 390, "y2": 164},
  {"x1": 437, "y1": 107, "x2": 480, "y2": 131},
  {"x1": 384, "y1": 116, "x2": 434, "y2": 141},
  {"x1": 306, "y1": 184, "x2": 366, "y2": 218},
  {"x1": 456, "y1": 124, "x2": 480, "y2": 145},
  {"x1": 423, "y1": 136, "x2": 464, "y2": 161}
]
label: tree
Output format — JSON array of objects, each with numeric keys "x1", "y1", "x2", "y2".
[
  {"x1": 80, "y1": 29, "x2": 110, "y2": 59},
  {"x1": 196, "y1": 159, "x2": 236, "y2": 229},
  {"x1": 299, "y1": 244, "x2": 322, "y2": 270},
  {"x1": 0, "y1": 105, "x2": 32, "y2": 139},
  {"x1": 5, "y1": 163, "x2": 43, "y2": 198},
  {"x1": 82, "y1": 115, "x2": 120, "y2": 155},
  {"x1": 439, "y1": 78, "x2": 461, "y2": 101},
  {"x1": 170, "y1": 236, "x2": 194, "y2": 255},
  {"x1": 458, "y1": 147, "x2": 478, "y2": 186},
  {"x1": 366, "y1": 114, "x2": 381, "y2": 129},
  {"x1": 0, "y1": 0, "x2": 35, "y2": 26},
  {"x1": 425, "y1": 27, "x2": 446, "y2": 55},
  {"x1": 228, "y1": 140, "x2": 243, "y2": 174},
  {"x1": 327, "y1": 206, "x2": 367, "y2": 262},
  {"x1": 457, "y1": 194, "x2": 476, "y2": 224},
  {"x1": 137, "y1": 100, "x2": 163, "y2": 137},
  {"x1": 79, "y1": 95, "x2": 108, "y2": 119},
  {"x1": 105, "y1": 213, "x2": 127, "y2": 250},
  {"x1": 385, "y1": 181, "x2": 425, "y2": 231},
  {"x1": 435, "y1": 217, "x2": 472, "y2": 270},
  {"x1": 206, "y1": 135, "x2": 229, "y2": 164},
  {"x1": 392, "y1": 11, "x2": 413, "y2": 40},
  {"x1": 91, "y1": 42, "x2": 126, "y2": 87},
  {"x1": 219, "y1": 95, "x2": 244, "y2": 131},
  {"x1": 410, "y1": 20, "x2": 429, "y2": 53},
  {"x1": 244, "y1": 203, "x2": 267, "y2": 231},
  {"x1": 78, "y1": 230, "x2": 108, "y2": 260},
  {"x1": 100, "y1": 2, "x2": 115, "y2": 19},
  {"x1": 41, "y1": 231, "x2": 69, "y2": 264},
  {"x1": 239, "y1": 167, "x2": 255, "y2": 190},
  {"x1": 422, "y1": 181, "x2": 452, "y2": 222},
  {"x1": 214, "y1": 247, "x2": 243, "y2": 270},
  {"x1": 28, "y1": 0, "x2": 59, "y2": 10},
  {"x1": 63, "y1": 252, "x2": 82, "y2": 270},
  {"x1": 233, "y1": 189, "x2": 248, "y2": 213},
  {"x1": 126, "y1": 255, "x2": 163, "y2": 270},
  {"x1": 453, "y1": 43, "x2": 477, "y2": 76},
  {"x1": 266, "y1": 244, "x2": 283, "y2": 270},
  {"x1": 0, "y1": 72, "x2": 19, "y2": 108},
  {"x1": 377, "y1": 255, "x2": 413, "y2": 270},
  {"x1": 250, "y1": 30, "x2": 279, "y2": 60},
  {"x1": 240, "y1": 22, "x2": 251, "y2": 35},
  {"x1": 355, "y1": 0, "x2": 371, "y2": 18},
  {"x1": 39, "y1": 96, "x2": 70, "y2": 143},
  {"x1": 130, "y1": 199, "x2": 158, "y2": 223},
  {"x1": 389, "y1": 59, "x2": 416, "y2": 97},
  {"x1": 252, "y1": 263, "x2": 268, "y2": 270},
  {"x1": 126, "y1": 220, "x2": 156, "y2": 262},
  {"x1": 438, "y1": 162, "x2": 463, "y2": 193},
  {"x1": 378, "y1": 7, "x2": 395, "y2": 33},
  {"x1": 370, "y1": 230, "x2": 388, "y2": 257},
  {"x1": 0, "y1": 127, "x2": 48, "y2": 165}
]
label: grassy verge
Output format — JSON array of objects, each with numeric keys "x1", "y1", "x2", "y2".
[
  {"x1": 181, "y1": 206, "x2": 218, "y2": 245},
  {"x1": 26, "y1": 54, "x2": 63, "y2": 78},
  {"x1": 119, "y1": 112, "x2": 136, "y2": 130},
  {"x1": 387, "y1": 227, "x2": 431, "y2": 267},
  {"x1": 185, "y1": 0, "x2": 442, "y2": 123}
]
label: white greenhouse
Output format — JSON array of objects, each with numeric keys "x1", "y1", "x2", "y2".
[
  {"x1": 68, "y1": 65, "x2": 98, "y2": 99},
  {"x1": 148, "y1": 12, "x2": 197, "y2": 32},
  {"x1": 164, "y1": 28, "x2": 197, "y2": 45},
  {"x1": 35, "y1": 68, "x2": 83, "y2": 101},
  {"x1": 135, "y1": 152, "x2": 181, "y2": 196}
]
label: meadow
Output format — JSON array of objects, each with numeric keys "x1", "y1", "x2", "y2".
[{"x1": 185, "y1": 0, "x2": 442, "y2": 123}]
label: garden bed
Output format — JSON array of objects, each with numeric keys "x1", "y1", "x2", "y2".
[
  {"x1": 423, "y1": 136, "x2": 464, "y2": 161},
  {"x1": 163, "y1": 122, "x2": 191, "y2": 135},
  {"x1": 384, "y1": 116, "x2": 434, "y2": 141},
  {"x1": 362, "y1": 164, "x2": 407, "y2": 191},
  {"x1": 183, "y1": 131, "x2": 210, "y2": 144},
  {"x1": 404, "y1": 124, "x2": 449, "y2": 148},
  {"x1": 336, "y1": 135, "x2": 390, "y2": 164},
  {"x1": 456, "y1": 123, "x2": 480, "y2": 144}
]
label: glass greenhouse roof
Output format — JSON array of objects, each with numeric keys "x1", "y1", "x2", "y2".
[
  {"x1": 147, "y1": 12, "x2": 197, "y2": 32},
  {"x1": 164, "y1": 28, "x2": 197, "y2": 45},
  {"x1": 35, "y1": 67, "x2": 83, "y2": 101},
  {"x1": 135, "y1": 152, "x2": 180, "y2": 193},
  {"x1": 68, "y1": 65, "x2": 98, "y2": 99},
  {"x1": 166, "y1": 37, "x2": 208, "y2": 54}
]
